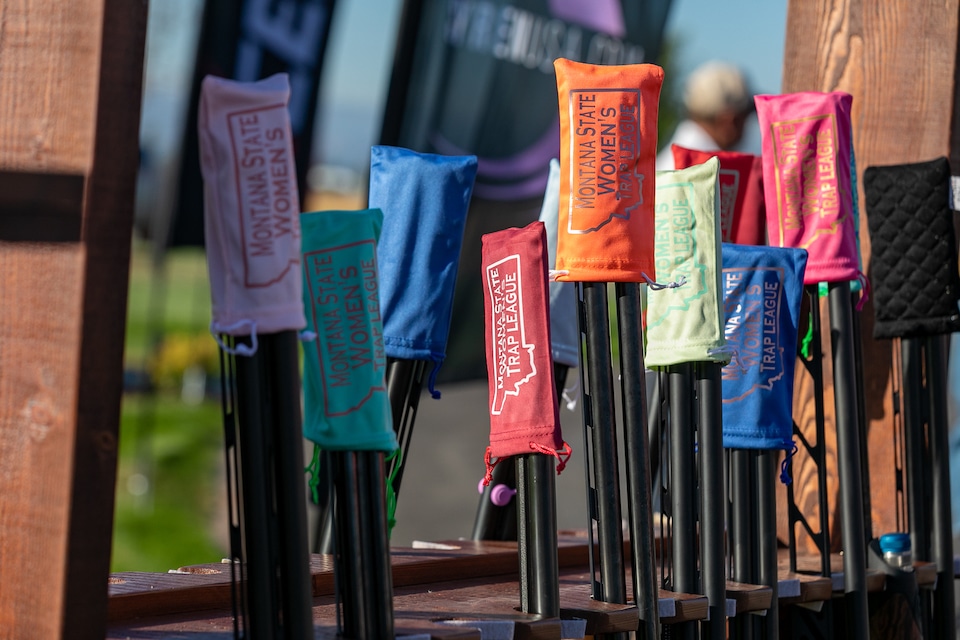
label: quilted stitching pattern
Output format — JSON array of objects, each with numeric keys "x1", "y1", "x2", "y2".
[{"x1": 864, "y1": 157, "x2": 960, "y2": 339}]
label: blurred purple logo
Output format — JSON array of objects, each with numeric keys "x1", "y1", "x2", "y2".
[{"x1": 432, "y1": 0, "x2": 645, "y2": 200}]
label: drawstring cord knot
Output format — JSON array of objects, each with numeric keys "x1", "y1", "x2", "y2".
[{"x1": 780, "y1": 442, "x2": 799, "y2": 484}]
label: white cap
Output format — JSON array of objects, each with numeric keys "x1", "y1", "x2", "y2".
[{"x1": 683, "y1": 61, "x2": 753, "y2": 120}]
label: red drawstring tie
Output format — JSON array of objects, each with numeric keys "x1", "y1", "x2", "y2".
[
  {"x1": 482, "y1": 446, "x2": 499, "y2": 487},
  {"x1": 484, "y1": 441, "x2": 574, "y2": 486},
  {"x1": 528, "y1": 440, "x2": 573, "y2": 475}
]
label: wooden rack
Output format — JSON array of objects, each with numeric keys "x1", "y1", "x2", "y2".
[
  {"x1": 3, "y1": 1, "x2": 960, "y2": 638},
  {"x1": 104, "y1": 535, "x2": 946, "y2": 638}
]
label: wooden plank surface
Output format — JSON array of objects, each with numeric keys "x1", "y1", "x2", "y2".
[
  {"x1": 0, "y1": 244, "x2": 85, "y2": 638},
  {"x1": 107, "y1": 538, "x2": 697, "y2": 636},
  {"x1": 62, "y1": 1, "x2": 147, "y2": 635},
  {"x1": 780, "y1": 0, "x2": 960, "y2": 550},
  {"x1": 109, "y1": 577, "x2": 555, "y2": 639},
  {"x1": 0, "y1": 1, "x2": 147, "y2": 637},
  {"x1": 791, "y1": 553, "x2": 885, "y2": 592},
  {"x1": 0, "y1": 1, "x2": 101, "y2": 173},
  {"x1": 659, "y1": 590, "x2": 709, "y2": 625},
  {"x1": 777, "y1": 571, "x2": 834, "y2": 605},
  {"x1": 108, "y1": 570, "x2": 242, "y2": 624},
  {"x1": 108, "y1": 607, "x2": 482, "y2": 640},
  {"x1": 725, "y1": 580, "x2": 772, "y2": 614},
  {"x1": 111, "y1": 538, "x2": 950, "y2": 634},
  {"x1": 387, "y1": 576, "x2": 561, "y2": 640},
  {"x1": 913, "y1": 561, "x2": 938, "y2": 588},
  {"x1": 558, "y1": 576, "x2": 639, "y2": 635}
]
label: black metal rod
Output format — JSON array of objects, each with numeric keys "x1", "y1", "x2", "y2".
[
  {"x1": 851, "y1": 291, "x2": 873, "y2": 542},
  {"x1": 696, "y1": 362, "x2": 725, "y2": 640},
  {"x1": 724, "y1": 448, "x2": 732, "y2": 581},
  {"x1": 553, "y1": 364, "x2": 570, "y2": 409},
  {"x1": 519, "y1": 361, "x2": 565, "y2": 616},
  {"x1": 901, "y1": 337, "x2": 934, "y2": 640},
  {"x1": 263, "y1": 331, "x2": 315, "y2": 639},
  {"x1": 359, "y1": 451, "x2": 396, "y2": 639},
  {"x1": 731, "y1": 448, "x2": 755, "y2": 640},
  {"x1": 925, "y1": 336, "x2": 956, "y2": 637},
  {"x1": 789, "y1": 286, "x2": 831, "y2": 577},
  {"x1": 517, "y1": 453, "x2": 560, "y2": 617},
  {"x1": 901, "y1": 337, "x2": 928, "y2": 560},
  {"x1": 471, "y1": 365, "x2": 570, "y2": 542},
  {"x1": 615, "y1": 282, "x2": 660, "y2": 640},
  {"x1": 669, "y1": 363, "x2": 697, "y2": 594},
  {"x1": 378, "y1": 0, "x2": 423, "y2": 146},
  {"x1": 579, "y1": 281, "x2": 627, "y2": 606},
  {"x1": 356, "y1": 453, "x2": 380, "y2": 636},
  {"x1": 827, "y1": 281, "x2": 869, "y2": 637},
  {"x1": 318, "y1": 357, "x2": 426, "y2": 555},
  {"x1": 218, "y1": 341, "x2": 246, "y2": 638},
  {"x1": 233, "y1": 338, "x2": 279, "y2": 640},
  {"x1": 758, "y1": 450, "x2": 780, "y2": 639},
  {"x1": 313, "y1": 449, "x2": 336, "y2": 554},
  {"x1": 333, "y1": 451, "x2": 396, "y2": 639},
  {"x1": 657, "y1": 370, "x2": 671, "y2": 601},
  {"x1": 386, "y1": 357, "x2": 428, "y2": 496},
  {"x1": 809, "y1": 287, "x2": 831, "y2": 579},
  {"x1": 471, "y1": 460, "x2": 518, "y2": 541},
  {"x1": 333, "y1": 451, "x2": 369, "y2": 638},
  {"x1": 647, "y1": 371, "x2": 663, "y2": 494},
  {"x1": 237, "y1": 333, "x2": 319, "y2": 638},
  {"x1": 668, "y1": 363, "x2": 698, "y2": 640}
]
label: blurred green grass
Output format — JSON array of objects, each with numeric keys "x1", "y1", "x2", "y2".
[
  {"x1": 124, "y1": 242, "x2": 214, "y2": 365},
  {"x1": 112, "y1": 241, "x2": 228, "y2": 573}
]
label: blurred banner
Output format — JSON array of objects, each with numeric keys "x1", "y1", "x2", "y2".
[
  {"x1": 383, "y1": 0, "x2": 672, "y2": 200},
  {"x1": 382, "y1": 0, "x2": 673, "y2": 379},
  {"x1": 169, "y1": 0, "x2": 338, "y2": 248}
]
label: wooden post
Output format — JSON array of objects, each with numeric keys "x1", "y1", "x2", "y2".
[
  {"x1": 780, "y1": 0, "x2": 960, "y2": 549},
  {"x1": 0, "y1": 1, "x2": 147, "y2": 638}
]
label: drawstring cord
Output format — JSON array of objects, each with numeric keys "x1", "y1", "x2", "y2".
[
  {"x1": 642, "y1": 273, "x2": 688, "y2": 291},
  {"x1": 212, "y1": 320, "x2": 259, "y2": 356},
  {"x1": 384, "y1": 448, "x2": 402, "y2": 534},
  {"x1": 482, "y1": 440, "x2": 574, "y2": 487},
  {"x1": 780, "y1": 442, "x2": 799, "y2": 484},
  {"x1": 527, "y1": 440, "x2": 574, "y2": 474},
  {"x1": 305, "y1": 444, "x2": 322, "y2": 504}
]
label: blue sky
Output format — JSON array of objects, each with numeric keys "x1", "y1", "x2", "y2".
[
  {"x1": 664, "y1": 0, "x2": 787, "y2": 96},
  {"x1": 314, "y1": 0, "x2": 788, "y2": 170}
]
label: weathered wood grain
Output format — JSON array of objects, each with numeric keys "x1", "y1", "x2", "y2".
[
  {"x1": 62, "y1": 2, "x2": 147, "y2": 635},
  {"x1": 0, "y1": 244, "x2": 85, "y2": 638},
  {"x1": 726, "y1": 580, "x2": 773, "y2": 615},
  {"x1": 107, "y1": 538, "x2": 949, "y2": 635},
  {"x1": 781, "y1": 0, "x2": 960, "y2": 547},
  {"x1": 0, "y1": 1, "x2": 101, "y2": 173},
  {"x1": 0, "y1": 0, "x2": 147, "y2": 637}
]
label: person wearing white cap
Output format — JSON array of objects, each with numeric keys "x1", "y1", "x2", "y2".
[{"x1": 656, "y1": 60, "x2": 755, "y2": 170}]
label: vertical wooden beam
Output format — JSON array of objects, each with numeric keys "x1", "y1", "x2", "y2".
[
  {"x1": 780, "y1": 0, "x2": 960, "y2": 546},
  {"x1": 0, "y1": 1, "x2": 147, "y2": 638},
  {"x1": 0, "y1": 245, "x2": 86, "y2": 638}
]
